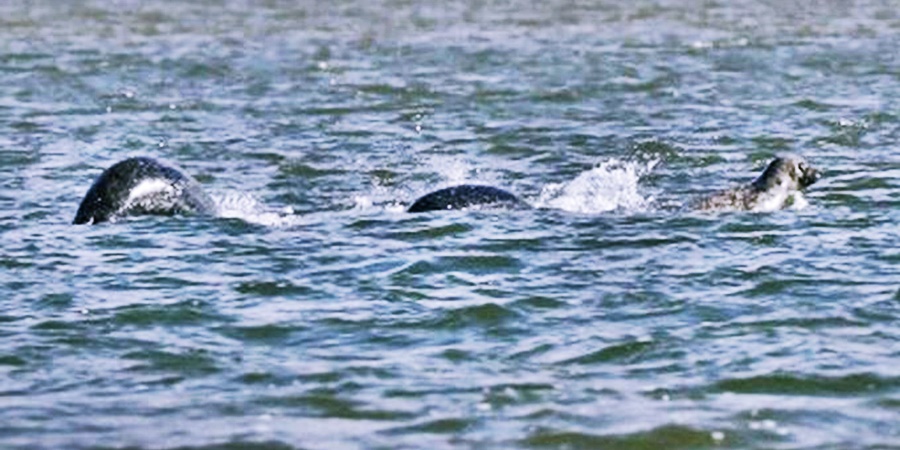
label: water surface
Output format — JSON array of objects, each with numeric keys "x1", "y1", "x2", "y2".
[{"x1": 1, "y1": 1, "x2": 899, "y2": 448}]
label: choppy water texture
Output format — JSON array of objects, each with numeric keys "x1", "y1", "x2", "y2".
[{"x1": 1, "y1": 1, "x2": 899, "y2": 448}]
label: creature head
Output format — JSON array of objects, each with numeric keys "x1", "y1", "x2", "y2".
[{"x1": 752, "y1": 154, "x2": 820, "y2": 192}]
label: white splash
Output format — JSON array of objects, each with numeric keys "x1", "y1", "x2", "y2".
[
  {"x1": 209, "y1": 191, "x2": 299, "y2": 227},
  {"x1": 429, "y1": 155, "x2": 474, "y2": 185},
  {"x1": 352, "y1": 195, "x2": 406, "y2": 213},
  {"x1": 535, "y1": 158, "x2": 657, "y2": 214}
]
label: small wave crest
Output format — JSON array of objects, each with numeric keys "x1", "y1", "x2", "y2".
[
  {"x1": 209, "y1": 191, "x2": 299, "y2": 227},
  {"x1": 534, "y1": 158, "x2": 657, "y2": 214}
]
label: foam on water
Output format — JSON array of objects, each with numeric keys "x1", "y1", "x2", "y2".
[
  {"x1": 353, "y1": 194, "x2": 408, "y2": 214},
  {"x1": 535, "y1": 158, "x2": 658, "y2": 214},
  {"x1": 209, "y1": 191, "x2": 300, "y2": 227}
]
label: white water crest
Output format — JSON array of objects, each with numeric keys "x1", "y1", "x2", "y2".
[
  {"x1": 209, "y1": 191, "x2": 299, "y2": 227},
  {"x1": 535, "y1": 158, "x2": 657, "y2": 214}
]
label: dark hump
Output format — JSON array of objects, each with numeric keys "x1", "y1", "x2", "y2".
[
  {"x1": 407, "y1": 184, "x2": 529, "y2": 213},
  {"x1": 73, "y1": 157, "x2": 215, "y2": 225}
]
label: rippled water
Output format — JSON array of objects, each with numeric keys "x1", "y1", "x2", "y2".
[{"x1": 2, "y1": 1, "x2": 899, "y2": 448}]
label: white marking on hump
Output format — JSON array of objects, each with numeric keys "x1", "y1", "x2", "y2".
[{"x1": 127, "y1": 178, "x2": 173, "y2": 204}]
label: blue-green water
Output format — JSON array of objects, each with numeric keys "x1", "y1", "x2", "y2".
[{"x1": 2, "y1": 1, "x2": 899, "y2": 448}]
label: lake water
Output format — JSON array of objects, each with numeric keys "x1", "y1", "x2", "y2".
[{"x1": 1, "y1": 1, "x2": 899, "y2": 448}]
